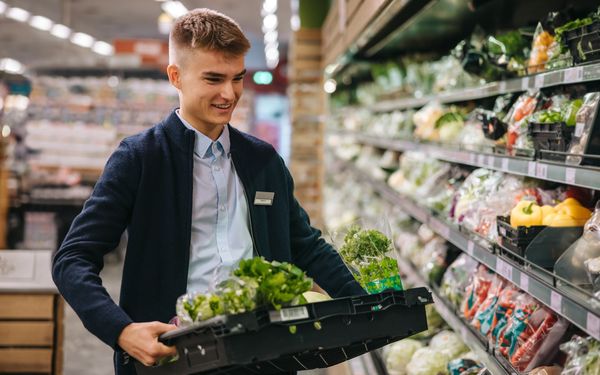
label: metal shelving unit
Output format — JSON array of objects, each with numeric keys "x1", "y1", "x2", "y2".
[
  {"x1": 333, "y1": 130, "x2": 600, "y2": 190},
  {"x1": 336, "y1": 156, "x2": 600, "y2": 341},
  {"x1": 371, "y1": 62, "x2": 600, "y2": 112}
]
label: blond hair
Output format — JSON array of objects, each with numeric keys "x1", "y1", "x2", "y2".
[{"x1": 169, "y1": 8, "x2": 251, "y2": 63}]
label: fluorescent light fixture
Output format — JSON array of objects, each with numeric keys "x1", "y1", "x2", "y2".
[
  {"x1": 161, "y1": 1, "x2": 188, "y2": 18},
  {"x1": 92, "y1": 41, "x2": 114, "y2": 56},
  {"x1": 0, "y1": 1, "x2": 7, "y2": 15},
  {"x1": 264, "y1": 41, "x2": 279, "y2": 51},
  {"x1": 264, "y1": 30, "x2": 278, "y2": 44},
  {"x1": 262, "y1": 14, "x2": 278, "y2": 31},
  {"x1": 263, "y1": 0, "x2": 277, "y2": 14},
  {"x1": 0, "y1": 58, "x2": 25, "y2": 74},
  {"x1": 71, "y1": 32, "x2": 95, "y2": 48},
  {"x1": 324, "y1": 79, "x2": 337, "y2": 94},
  {"x1": 1, "y1": 125, "x2": 10, "y2": 138},
  {"x1": 6, "y1": 7, "x2": 30, "y2": 22},
  {"x1": 29, "y1": 15, "x2": 54, "y2": 31},
  {"x1": 51, "y1": 24, "x2": 71, "y2": 39}
]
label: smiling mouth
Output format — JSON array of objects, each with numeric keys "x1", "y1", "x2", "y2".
[{"x1": 212, "y1": 103, "x2": 232, "y2": 110}]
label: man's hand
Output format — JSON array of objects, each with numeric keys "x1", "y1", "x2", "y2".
[{"x1": 117, "y1": 322, "x2": 178, "y2": 366}]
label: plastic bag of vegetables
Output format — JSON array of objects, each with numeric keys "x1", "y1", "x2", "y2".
[
  {"x1": 406, "y1": 347, "x2": 450, "y2": 375},
  {"x1": 560, "y1": 335, "x2": 600, "y2": 375},
  {"x1": 429, "y1": 330, "x2": 469, "y2": 359},
  {"x1": 384, "y1": 339, "x2": 424, "y2": 375}
]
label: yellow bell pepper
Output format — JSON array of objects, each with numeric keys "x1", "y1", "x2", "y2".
[
  {"x1": 548, "y1": 213, "x2": 585, "y2": 227},
  {"x1": 510, "y1": 201, "x2": 543, "y2": 228},
  {"x1": 556, "y1": 204, "x2": 592, "y2": 221},
  {"x1": 554, "y1": 197, "x2": 582, "y2": 211},
  {"x1": 541, "y1": 205, "x2": 555, "y2": 217},
  {"x1": 542, "y1": 213, "x2": 556, "y2": 226}
]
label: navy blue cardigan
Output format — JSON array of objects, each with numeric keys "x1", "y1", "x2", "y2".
[{"x1": 52, "y1": 110, "x2": 364, "y2": 372}]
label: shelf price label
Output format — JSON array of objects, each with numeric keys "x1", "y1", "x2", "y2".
[
  {"x1": 564, "y1": 67, "x2": 584, "y2": 83},
  {"x1": 550, "y1": 291, "x2": 563, "y2": 313},
  {"x1": 521, "y1": 77, "x2": 530, "y2": 91},
  {"x1": 499, "y1": 81, "x2": 507, "y2": 92},
  {"x1": 565, "y1": 168, "x2": 577, "y2": 185},
  {"x1": 469, "y1": 153, "x2": 477, "y2": 164},
  {"x1": 502, "y1": 158, "x2": 510, "y2": 172},
  {"x1": 536, "y1": 163, "x2": 548, "y2": 179},
  {"x1": 477, "y1": 154, "x2": 485, "y2": 166},
  {"x1": 467, "y1": 240, "x2": 475, "y2": 256},
  {"x1": 528, "y1": 161, "x2": 537, "y2": 177},
  {"x1": 534, "y1": 74, "x2": 545, "y2": 88},
  {"x1": 520, "y1": 273, "x2": 529, "y2": 293},
  {"x1": 587, "y1": 312, "x2": 600, "y2": 339},
  {"x1": 496, "y1": 259, "x2": 513, "y2": 281},
  {"x1": 487, "y1": 155, "x2": 495, "y2": 168}
]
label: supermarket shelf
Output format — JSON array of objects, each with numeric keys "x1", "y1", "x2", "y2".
[
  {"x1": 396, "y1": 258, "x2": 509, "y2": 375},
  {"x1": 333, "y1": 130, "x2": 600, "y2": 190},
  {"x1": 371, "y1": 62, "x2": 600, "y2": 112},
  {"x1": 335, "y1": 157, "x2": 600, "y2": 341}
]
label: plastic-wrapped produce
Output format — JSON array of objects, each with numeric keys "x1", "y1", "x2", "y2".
[
  {"x1": 447, "y1": 358, "x2": 483, "y2": 375},
  {"x1": 560, "y1": 335, "x2": 600, "y2": 375},
  {"x1": 413, "y1": 102, "x2": 445, "y2": 141},
  {"x1": 566, "y1": 92, "x2": 600, "y2": 166},
  {"x1": 471, "y1": 275, "x2": 506, "y2": 335},
  {"x1": 429, "y1": 330, "x2": 469, "y2": 359},
  {"x1": 406, "y1": 347, "x2": 450, "y2": 375},
  {"x1": 462, "y1": 265, "x2": 495, "y2": 321},
  {"x1": 440, "y1": 253, "x2": 479, "y2": 308},
  {"x1": 503, "y1": 90, "x2": 545, "y2": 155}
]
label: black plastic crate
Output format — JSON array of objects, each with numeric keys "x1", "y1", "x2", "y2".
[
  {"x1": 565, "y1": 21, "x2": 600, "y2": 64},
  {"x1": 496, "y1": 216, "x2": 546, "y2": 256},
  {"x1": 135, "y1": 288, "x2": 432, "y2": 375},
  {"x1": 477, "y1": 111, "x2": 507, "y2": 140},
  {"x1": 528, "y1": 121, "x2": 574, "y2": 162}
]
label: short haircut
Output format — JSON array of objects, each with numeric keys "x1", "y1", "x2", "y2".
[{"x1": 169, "y1": 8, "x2": 251, "y2": 63}]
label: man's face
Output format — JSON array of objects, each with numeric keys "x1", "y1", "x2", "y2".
[{"x1": 170, "y1": 48, "x2": 246, "y2": 133}]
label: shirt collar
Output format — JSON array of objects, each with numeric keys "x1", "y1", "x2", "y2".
[{"x1": 175, "y1": 109, "x2": 230, "y2": 159}]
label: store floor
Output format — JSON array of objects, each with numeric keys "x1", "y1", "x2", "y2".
[{"x1": 62, "y1": 253, "x2": 327, "y2": 375}]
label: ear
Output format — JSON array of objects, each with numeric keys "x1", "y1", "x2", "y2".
[{"x1": 167, "y1": 64, "x2": 181, "y2": 89}]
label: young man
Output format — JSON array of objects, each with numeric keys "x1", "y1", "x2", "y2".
[{"x1": 52, "y1": 8, "x2": 364, "y2": 374}]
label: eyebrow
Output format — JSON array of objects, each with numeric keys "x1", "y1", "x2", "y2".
[{"x1": 203, "y1": 69, "x2": 247, "y2": 78}]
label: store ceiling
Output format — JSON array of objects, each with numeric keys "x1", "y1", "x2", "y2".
[{"x1": 0, "y1": 0, "x2": 291, "y2": 73}]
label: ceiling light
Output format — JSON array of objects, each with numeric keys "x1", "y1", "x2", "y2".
[
  {"x1": 262, "y1": 14, "x2": 278, "y2": 31},
  {"x1": 29, "y1": 15, "x2": 54, "y2": 31},
  {"x1": 6, "y1": 7, "x2": 30, "y2": 22},
  {"x1": 0, "y1": 58, "x2": 25, "y2": 74},
  {"x1": 264, "y1": 41, "x2": 279, "y2": 51},
  {"x1": 264, "y1": 30, "x2": 278, "y2": 44},
  {"x1": 253, "y1": 71, "x2": 273, "y2": 85},
  {"x1": 265, "y1": 48, "x2": 279, "y2": 61},
  {"x1": 0, "y1": 2, "x2": 7, "y2": 15},
  {"x1": 92, "y1": 41, "x2": 114, "y2": 56},
  {"x1": 263, "y1": 0, "x2": 278, "y2": 14},
  {"x1": 71, "y1": 32, "x2": 95, "y2": 48},
  {"x1": 2, "y1": 125, "x2": 10, "y2": 138},
  {"x1": 290, "y1": 15, "x2": 300, "y2": 31},
  {"x1": 161, "y1": 1, "x2": 188, "y2": 18},
  {"x1": 51, "y1": 24, "x2": 71, "y2": 39},
  {"x1": 266, "y1": 59, "x2": 278, "y2": 69},
  {"x1": 324, "y1": 79, "x2": 337, "y2": 94}
]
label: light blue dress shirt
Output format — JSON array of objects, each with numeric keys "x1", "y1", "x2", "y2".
[{"x1": 176, "y1": 111, "x2": 253, "y2": 293}]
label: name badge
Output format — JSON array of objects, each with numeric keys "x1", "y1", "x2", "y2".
[{"x1": 254, "y1": 191, "x2": 275, "y2": 206}]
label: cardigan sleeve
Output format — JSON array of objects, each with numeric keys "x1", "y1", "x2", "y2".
[
  {"x1": 283, "y1": 158, "x2": 366, "y2": 298},
  {"x1": 52, "y1": 140, "x2": 139, "y2": 349}
]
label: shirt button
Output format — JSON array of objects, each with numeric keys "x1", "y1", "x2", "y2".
[
  {"x1": 214, "y1": 166, "x2": 221, "y2": 171},
  {"x1": 219, "y1": 205, "x2": 225, "y2": 211}
]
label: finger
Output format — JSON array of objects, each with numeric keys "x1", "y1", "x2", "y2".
[
  {"x1": 154, "y1": 342, "x2": 177, "y2": 357},
  {"x1": 151, "y1": 321, "x2": 178, "y2": 334}
]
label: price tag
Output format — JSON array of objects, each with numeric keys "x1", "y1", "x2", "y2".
[
  {"x1": 520, "y1": 273, "x2": 529, "y2": 292},
  {"x1": 587, "y1": 312, "x2": 600, "y2": 339},
  {"x1": 499, "y1": 81, "x2": 507, "y2": 92},
  {"x1": 536, "y1": 163, "x2": 548, "y2": 179},
  {"x1": 534, "y1": 74, "x2": 545, "y2": 88},
  {"x1": 550, "y1": 291, "x2": 562, "y2": 313},
  {"x1": 487, "y1": 155, "x2": 495, "y2": 168},
  {"x1": 467, "y1": 240, "x2": 474, "y2": 256},
  {"x1": 564, "y1": 67, "x2": 584, "y2": 83},
  {"x1": 477, "y1": 154, "x2": 485, "y2": 165},
  {"x1": 528, "y1": 161, "x2": 537, "y2": 176},
  {"x1": 575, "y1": 122, "x2": 585, "y2": 137},
  {"x1": 496, "y1": 259, "x2": 513, "y2": 281},
  {"x1": 521, "y1": 77, "x2": 530, "y2": 91},
  {"x1": 469, "y1": 153, "x2": 477, "y2": 164},
  {"x1": 565, "y1": 168, "x2": 577, "y2": 185},
  {"x1": 502, "y1": 158, "x2": 510, "y2": 172}
]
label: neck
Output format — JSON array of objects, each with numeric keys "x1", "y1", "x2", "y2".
[{"x1": 179, "y1": 108, "x2": 225, "y2": 141}]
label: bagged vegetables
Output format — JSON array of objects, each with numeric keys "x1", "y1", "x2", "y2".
[{"x1": 561, "y1": 335, "x2": 600, "y2": 375}]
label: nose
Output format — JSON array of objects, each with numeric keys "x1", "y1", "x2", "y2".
[{"x1": 221, "y1": 81, "x2": 235, "y2": 101}]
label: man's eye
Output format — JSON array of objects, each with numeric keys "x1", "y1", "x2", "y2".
[
  {"x1": 205, "y1": 78, "x2": 221, "y2": 83},
  {"x1": 233, "y1": 76, "x2": 244, "y2": 81}
]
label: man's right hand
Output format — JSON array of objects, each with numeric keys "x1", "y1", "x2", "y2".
[{"x1": 117, "y1": 322, "x2": 178, "y2": 366}]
